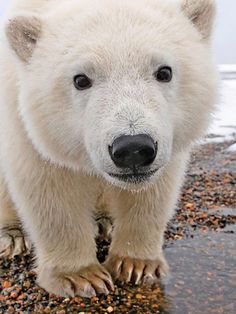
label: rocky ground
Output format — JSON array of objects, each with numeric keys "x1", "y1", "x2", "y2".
[{"x1": 0, "y1": 139, "x2": 235, "y2": 314}]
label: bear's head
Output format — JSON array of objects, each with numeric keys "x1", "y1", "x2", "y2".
[{"x1": 5, "y1": 0, "x2": 218, "y2": 189}]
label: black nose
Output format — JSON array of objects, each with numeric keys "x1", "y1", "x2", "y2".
[{"x1": 109, "y1": 134, "x2": 157, "y2": 169}]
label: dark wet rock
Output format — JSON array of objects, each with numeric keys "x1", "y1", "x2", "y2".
[{"x1": 165, "y1": 231, "x2": 236, "y2": 314}]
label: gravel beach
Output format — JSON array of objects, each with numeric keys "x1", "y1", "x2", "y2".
[{"x1": 0, "y1": 138, "x2": 235, "y2": 314}]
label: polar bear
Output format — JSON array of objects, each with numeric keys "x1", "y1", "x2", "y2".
[{"x1": 0, "y1": 0, "x2": 217, "y2": 297}]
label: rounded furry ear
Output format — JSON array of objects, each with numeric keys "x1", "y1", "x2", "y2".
[
  {"x1": 182, "y1": 0, "x2": 216, "y2": 40},
  {"x1": 5, "y1": 15, "x2": 42, "y2": 62}
]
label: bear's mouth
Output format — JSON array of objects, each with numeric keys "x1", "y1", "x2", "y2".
[{"x1": 108, "y1": 169, "x2": 158, "y2": 183}]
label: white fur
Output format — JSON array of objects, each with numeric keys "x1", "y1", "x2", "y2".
[{"x1": 0, "y1": 0, "x2": 218, "y2": 297}]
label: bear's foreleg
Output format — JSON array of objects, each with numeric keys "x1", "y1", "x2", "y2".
[
  {"x1": 2, "y1": 158, "x2": 113, "y2": 297},
  {"x1": 104, "y1": 153, "x2": 189, "y2": 284},
  {"x1": 0, "y1": 175, "x2": 31, "y2": 258}
]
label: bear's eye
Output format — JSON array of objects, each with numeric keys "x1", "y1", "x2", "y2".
[
  {"x1": 73, "y1": 74, "x2": 92, "y2": 90},
  {"x1": 154, "y1": 66, "x2": 172, "y2": 83}
]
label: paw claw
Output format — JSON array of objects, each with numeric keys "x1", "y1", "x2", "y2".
[
  {"x1": 142, "y1": 273, "x2": 156, "y2": 285},
  {"x1": 79, "y1": 283, "x2": 96, "y2": 298},
  {"x1": 104, "y1": 255, "x2": 168, "y2": 286},
  {"x1": 38, "y1": 264, "x2": 114, "y2": 298}
]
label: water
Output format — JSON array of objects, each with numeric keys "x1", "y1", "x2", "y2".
[{"x1": 163, "y1": 226, "x2": 236, "y2": 314}]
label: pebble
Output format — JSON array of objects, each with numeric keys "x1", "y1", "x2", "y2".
[
  {"x1": 10, "y1": 291, "x2": 18, "y2": 299},
  {"x1": 23, "y1": 280, "x2": 31, "y2": 289},
  {"x1": 2, "y1": 281, "x2": 12, "y2": 289},
  {"x1": 107, "y1": 306, "x2": 114, "y2": 313},
  {"x1": 135, "y1": 294, "x2": 143, "y2": 299}
]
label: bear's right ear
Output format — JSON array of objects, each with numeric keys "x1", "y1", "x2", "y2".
[
  {"x1": 181, "y1": 0, "x2": 216, "y2": 41},
  {"x1": 5, "y1": 16, "x2": 42, "y2": 62}
]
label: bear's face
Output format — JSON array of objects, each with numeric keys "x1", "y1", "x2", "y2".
[{"x1": 6, "y1": 0, "x2": 218, "y2": 189}]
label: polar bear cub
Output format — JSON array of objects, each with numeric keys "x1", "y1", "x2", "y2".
[{"x1": 0, "y1": 0, "x2": 217, "y2": 297}]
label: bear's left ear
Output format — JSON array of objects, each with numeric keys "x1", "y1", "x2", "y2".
[
  {"x1": 5, "y1": 15, "x2": 42, "y2": 62},
  {"x1": 182, "y1": 0, "x2": 216, "y2": 41}
]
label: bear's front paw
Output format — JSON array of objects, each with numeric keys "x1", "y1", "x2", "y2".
[
  {"x1": 104, "y1": 255, "x2": 169, "y2": 285},
  {"x1": 38, "y1": 264, "x2": 114, "y2": 298},
  {"x1": 0, "y1": 226, "x2": 31, "y2": 258}
]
